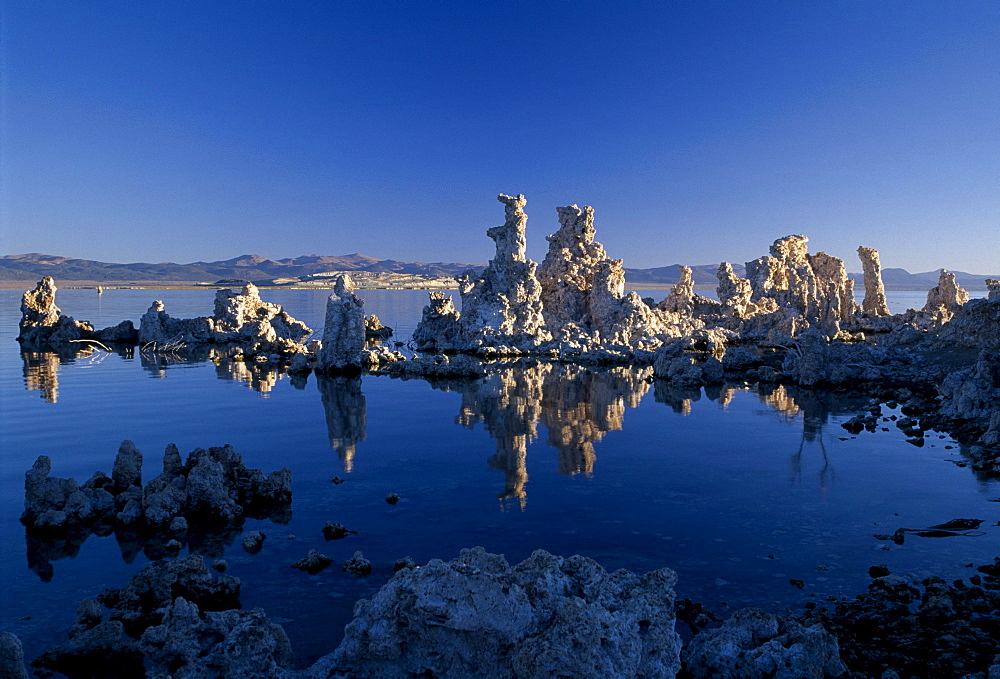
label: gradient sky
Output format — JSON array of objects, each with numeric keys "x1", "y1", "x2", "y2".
[{"x1": 2, "y1": 1, "x2": 998, "y2": 273}]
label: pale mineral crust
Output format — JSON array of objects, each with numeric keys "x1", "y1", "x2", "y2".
[
  {"x1": 456, "y1": 194, "x2": 550, "y2": 347},
  {"x1": 18, "y1": 277, "x2": 131, "y2": 344},
  {"x1": 411, "y1": 291, "x2": 463, "y2": 351},
  {"x1": 857, "y1": 246, "x2": 890, "y2": 316},
  {"x1": 923, "y1": 269, "x2": 969, "y2": 323},
  {"x1": 315, "y1": 275, "x2": 367, "y2": 372}
]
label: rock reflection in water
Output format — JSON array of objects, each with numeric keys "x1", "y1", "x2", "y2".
[
  {"x1": 317, "y1": 376, "x2": 367, "y2": 472},
  {"x1": 139, "y1": 345, "x2": 289, "y2": 394},
  {"x1": 21, "y1": 345, "x2": 133, "y2": 403}
]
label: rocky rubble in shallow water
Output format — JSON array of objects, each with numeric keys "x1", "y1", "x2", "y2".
[{"x1": 20, "y1": 441, "x2": 291, "y2": 578}]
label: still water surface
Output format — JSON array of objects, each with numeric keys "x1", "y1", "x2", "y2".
[{"x1": 1, "y1": 287, "x2": 996, "y2": 666}]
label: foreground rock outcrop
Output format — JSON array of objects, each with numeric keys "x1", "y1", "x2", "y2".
[{"x1": 307, "y1": 546, "x2": 682, "y2": 678}]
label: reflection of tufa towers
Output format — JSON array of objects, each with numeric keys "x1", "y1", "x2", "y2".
[
  {"x1": 317, "y1": 376, "x2": 367, "y2": 473},
  {"x1": 455, "y1": 363, "x2": 651, "y2": 507},
  {"x1": 22, "y1": 350, "x2": 62, "y2": 403},
  {"x1": 540, "y1": 365, "x2": 652, "y2": 475},
  {"x1": 456, "y1": 366, "x2": 548, "y2": 509}
]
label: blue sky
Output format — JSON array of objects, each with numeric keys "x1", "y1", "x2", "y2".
[{"x1": 2, "y1": 1, "x2": 998, "y2": 273}]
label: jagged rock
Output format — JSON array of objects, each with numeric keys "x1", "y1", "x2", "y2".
[
  {"x1": 393, "y1": 556, "x2": 417, "y2": 572},
  {"x1": 308, "y1": 547, "x2": 681, "y2": 678},
  {"x1": 742, "y1": 236, "x2": 857, "y2": 337},
  {"x1": 938, "y1": 293, "x2": 1000, "y2": 351},
  {"x1": 17, "y1": 276, "x2": 63, "y2": 342},
  {"x1": 342, "y1": 550, "x2": 372, "y2": 576},
  {"x1": 857, "y1": 246, "x2": 890, "y2": 316},
  {"x1": 139, "y1": 597, "x2": 295, "y2": 679},
  {"x1": 0, "y1": 632, "x2": 28, "y2": 679},
  {"x1": 21, "y1": 456, "x2": 81, "y2": 527},
  {"x1": 938, "y1": 351, "x2": 1000, "y2": 420},
  {"x1": 385, "y1": 353, "x2": 487, "y2": 378},
  {"x1": 32, "y1": 620, "x2": 144, "y2": 677},
  {"x1": 316, "y1": 275, "x2": 367, "y2": 372},
  {"x1": 922, "y1": 269, "x2": 969, "y2": 325},
  {"x1": 321, "y1": 522, "x2": 349, "y2": 540},
  {"x1": 292, "y1": 549, "x2": 333, "y2": 574},
  {"x1": 112, "y1": 440, "x2": 143, "y2": 495},
  {"x1": 682, "y1": 607, "x2": 846, "y2": 678},
  {"x1": 100, "y1": 555, "x2": 241, "y2": 636},
  {"x1": 411, "y1": 292, "x2": 464, "y2": 351},
  {"x1": 988, "y1": 279, "x2": 1000, "y2": 302},
  {"x1": 94, "y1": 319, "x2": 139, "y2": 343},
  {"x1": 455, "y1": 194, "x2": 550, "y2": 348},
  {"x1": 242, "y1": 530, "x2": 266, "y2": 554},
  {"x1": 36, "y1": 555, "x2": 243, "y2": 677},
  {"x1": 138, "y1": 286, "x2": 310, "y2": 351},
  {"x1": 364, "y1": 314, "x2": 393, "y2": 340},
  {"x1": 537, "y1": 202, "x2": 666, "y2": 346}
]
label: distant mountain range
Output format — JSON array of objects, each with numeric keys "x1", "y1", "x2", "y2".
[
  {"x1": 1, "y1": 253, "x2": 995, "y2": 290},
  {"x1": 0, "y1": 253, "x2": 483, "y2": 284}
]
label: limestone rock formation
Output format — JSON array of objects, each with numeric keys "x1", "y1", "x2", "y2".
[
  {"x1": 740, "y1": 236, "x2": 858, "y2": 336},
  {"x1": 138, "y1": 284, "x2": 310, "y2": 352},
  {"x1": 308, "y1": 547, "x2": 681, "y2": 678},
  {"x1": 988, "y1": 279, "x2": 1000, "y2": 303},
  {"x1": 682, "y1": 607, "x2": 847, "y2": 678},
  {"x1": 411, "y1": 291, "x2": 464, "y2": 351},
  {"x1": 315, "y1": 275, "x2": 367, "y2": 372},
  {"x1": 455, "y1": 194, "x2": 550, "y2": 348},
  {"x1": 139, "y1": 597, "x2": 296, "y2": 679},
  {"x1": 18, "y1": 277, "x2": 137, "y2": 345},
  {"x1": 922, "y1": 269, "x2": 969, "y2": 324},
  {"x1": 938, "y1": 351, "x2": 1000, "y2": 420},
  {"x1": 857, "y1": 246, "x2": 890, "y2": 316},
  {"x1": 537, "y1": 203, "x2": 668, "y2": 348}
]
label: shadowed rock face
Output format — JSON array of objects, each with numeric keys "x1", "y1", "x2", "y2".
[{"x1": 310, "y1": 547, "x2": 682, "y2": 679}]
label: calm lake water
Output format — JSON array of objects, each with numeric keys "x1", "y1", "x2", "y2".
[{"x1": 1, "y1": 286, "x2": 996, "y2": 667}]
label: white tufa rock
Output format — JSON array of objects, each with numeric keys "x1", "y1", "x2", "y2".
[
  {"x1": 315, "y1": 275, "x2": 367, "y2": 372},
  {"x1": 857, "y1": 246, "x2": 890, "y2": 316}
]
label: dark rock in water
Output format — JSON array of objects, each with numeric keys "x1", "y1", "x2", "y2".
[
  {"x1": 0, "y1": 632, "x2": 29, "y2": 679},
  {"x1": 342, "y1": 551, "x2": 372, "y2": 577},
  {"x1": 393, "y1": 556, "x2": 417, "y2": 572},
  {"x1": 20, "y1": 442, "x2": 292, "y2": 576},
  {"x1": 929, "y1": 518, "x2": 983, "y2": 531},
  {"x1": 35, "y1": 555, "x2": 291, "y2": 679},
  {"x1": 242, "y1": 530, "x2": 266, "y2": 554},
  {"x1": 291, "y1": 549, "x2": 333, "y2": 574},
  {"x1": 868, "y1": 564, "x2": 891, "y2": 578},
  {"x1": 321, "y1": 521, "x2": 351, "y2": 540},
  {"x1": 384, "y1": 493, "x2": 400, "y2": 505}
]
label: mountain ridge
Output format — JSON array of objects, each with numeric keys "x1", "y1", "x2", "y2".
[{"x1": 0, "y1": 253, "x2": 995, "y2": 290}]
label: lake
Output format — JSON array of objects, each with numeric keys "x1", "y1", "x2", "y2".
[{"x1": 1, "y1": 285, "x2": 997, "y2": 668}]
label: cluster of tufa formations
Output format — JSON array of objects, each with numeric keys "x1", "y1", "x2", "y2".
[{"x1": 10, "y1": 192, "x2": 1000, "y2": 678}]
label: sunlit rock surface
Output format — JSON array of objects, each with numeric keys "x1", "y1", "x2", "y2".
[
  {"x1": 315, "y1": 275, "x2": 367, "y2": 372},
  {"x1": 857, "y1": 246, "x2": 890, "y2": 316},
  {"x1": 138, "y1": 284, "x2": 310, "y2": 352},
  {"x1": 455, "y1": 194, "x2": 550, "y2": 348},
  {"x1": 307, "y1": 547, "x2": 681, "y2": 679},
  {"x1": 18, "y1": 277, "x2": 136, "y2": 345},
  {"x1": 922, "y1": 269, "x2": 970, "y2": 324},
  {"x1": 411, "y1": 291, "x2": 463, "y2": 351}
]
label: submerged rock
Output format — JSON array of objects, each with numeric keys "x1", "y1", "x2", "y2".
[{"x1": 309, "y1": 546, "x2": 681, "y2": 678}]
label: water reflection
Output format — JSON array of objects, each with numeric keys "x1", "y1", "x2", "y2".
[
  {"x1": 21, "y1": 345, "x2": 132, "y2": 403},
  {"x1": 317, "y1": 376, "x2": 367, "y2": 472}
]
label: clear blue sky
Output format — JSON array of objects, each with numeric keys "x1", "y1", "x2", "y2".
[{"x1": 2, "y1": 1, "x2": 998, "y2": 273}]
